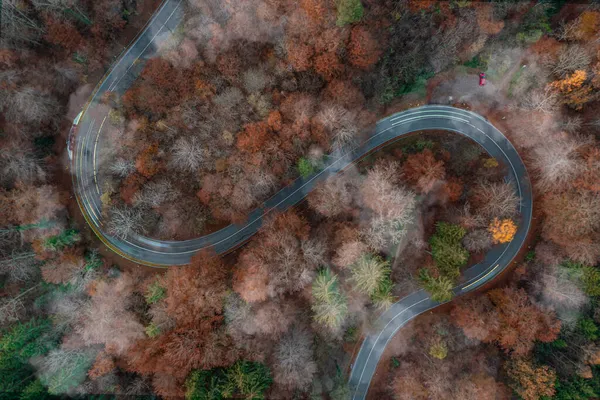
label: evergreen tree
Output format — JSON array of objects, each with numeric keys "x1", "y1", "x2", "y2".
[
  {"x1": 311, "y1": 268, "x2": 348, "y2": 330},
  {"x1": 419, "y1": 270, "x2": 454, "y2": 303},
  {"x1": 429, "y1": 222, "x2": 469, "y2": 279},
  {"x1": 0, "y1": 319, "x2": 57, "y2": 398}
]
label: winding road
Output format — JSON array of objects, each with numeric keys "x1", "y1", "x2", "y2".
[{"x1": 70, "y1": 1, "x2": 533, "y2": 398}]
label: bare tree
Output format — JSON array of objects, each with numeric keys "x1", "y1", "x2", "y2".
[
  {"x1": 266, "y1": 233, "x2": 317, "y2": 297},
  {"x1": 533, "y1": 136, "x2": 588, "y2": 191},
  {"x1": 148, "y1": 301, "x2": 176, "y2": 334},
  {"x1": 224, "y1": 293, "x2": 254, "y2": 335},
  {"x1": 301, "y1": 237, "x2": 327, "y2": 268},
  {"x1": 36, "y1": 348, "x2": 96, "y2": 395},
  {"x1": 0, "y1": 1, "x2": 45, "y2": 46},
  {"x1": 0, "y1": 295, "x2": 25, "y2": 323},
  {"x1": 6, "y1": 87, "x2": 60, "y2": 128},
  {"x1": 556, "y1": 18, "x2": 580, "y2": 42},
  {"x1": 333, "y1": 240, "x2": 368, "y2": 269},
  {"x1": 106, "y1": 207, "x2": 146, "y2": 239},
  {"x1": 243, "y1": 68, "x2": 271, "y2": 93},
  {"x1": 108, "y1": 158, "x2": 135, "y2": 177},
  {"x1": 531, "y1": 263, "x2": 588, "y2": 326},
  {"x1": 249, "y1": 170, "x2": 277, "y2": 200},
  {"x1": 0, "y1": 249, "x2": 38, "y2": 283},
  {"x1": 315, "y1": 104, "x2": 359, "y2": 150},
  {"x1": 274, "y1": 327, "x2": 317, "y2": 391},
  {"x1": 471, "y1": 181, "x2": 520, "y2": 219},
  {"x1": 360, "y1": 162, "x2": 417, "y2": 250},
  {"x1": 428, "y1": 18, "x2": 474, "y2": 73},
  {"x1": 170, "y1": 136, "x2": 208, "y2": 173},
  {"x1": 463, "y1": 229, "x2": 493, "y2": 253},
  {"x1": 78, "y1": 273, "x2": 145, "y2": 355},
  {"x1": 552, "y1": 45, "x2": 591, "y2": 77},
  {"x1": 133, "y1": 180, "x2": 179, "y2": 208},
  {"x1": 213, "y1": 87, "x2": 245, "y2": 113},
  {"x1": 225, "y1": 293, "x2": 295, "y2": 338},
  {"x1": 454, "y1": 203, "x2": 487, "y2": 230},
  {"x1": 307, "y1": 175, "x2": 356, "y2": 218},
  {"x1": 230, "y1": 178, "x2": 259, "y2": 211},
  {"x1": 45, "y1": 289, "x2": 88, "y2": 330},
  {"x1": 542, "y1": 190, "x2": 600, "y2": 246},
  {"x1": 520, "y1": 87, "x2": 559, "y2": 114},
  {"x1": 561, "y1": 116, "x2": 583, "y2": 134},
  {"x1": 0, "y1": 144, "x2": 46, "y2": 185},
  {"x1": 125, "y1": 377, "x2": 152, "y2": 396},
  {"x1": 563, "y1": 238, "x2": 600, "y2": 267}
]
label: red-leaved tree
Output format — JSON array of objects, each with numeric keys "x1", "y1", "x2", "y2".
[
  {"x1": 348, "y1": 26, "x2": 382, "y2": 70},
  {"x1": 451, "y1": 287, "x2": 561, "y2": 356}
]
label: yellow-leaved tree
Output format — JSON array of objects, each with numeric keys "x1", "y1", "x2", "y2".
[{"x1": 489, "y1": 218, "x2": 517, "y2": 244}]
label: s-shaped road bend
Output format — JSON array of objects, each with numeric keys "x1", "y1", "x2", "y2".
[{"x1": 70, "y1": 0, "x2": 533, "y2": 398}]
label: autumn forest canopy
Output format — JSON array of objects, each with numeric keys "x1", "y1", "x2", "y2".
[{"x1": 2, "y1": 0, "x2": 600, "y2": 399}]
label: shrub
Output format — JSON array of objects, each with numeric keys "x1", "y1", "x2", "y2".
[
  {"x1": 464, "y1": 55, "x2": 488, "y2": 70},
  {"x1": 483, "y1": 157, "x2": 499, "y2": 168},
  {"x1": 428, "y1": 340, "x2": 448, "y2": 360},
  {"x1": 297, "y1": 157, "x2": 318, "y2": 178},
  {"x1": 43, "y1": 229, "x2": 80, "y2": 251},
  {"x1": 517, "y1": 29, "x2": 544, "y2": 45},
  {"x1": 145, "y1": 281, "x2": 166, "y2": 304},
  {"x1": 145, "y1": 323, "x2": 161, "y2": 338}
]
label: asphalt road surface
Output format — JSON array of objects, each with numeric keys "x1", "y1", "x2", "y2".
[{"x1": 71, "y1": 1, "x2": 533, "y2": 398}]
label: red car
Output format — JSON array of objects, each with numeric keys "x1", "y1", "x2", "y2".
[{"x1": 479, "y1": 72, "x2": 486, "y2": 86}]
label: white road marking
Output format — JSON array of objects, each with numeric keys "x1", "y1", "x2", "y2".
[
  {"x1": 351, "y1": 297, "x2": 429, "y2": 400},
  {"x1": 93, "y1": 116, "x2": 107, "y2": 195},
  {"x1": 109, "y1": 0, "x2": 183, "y2": 91}
]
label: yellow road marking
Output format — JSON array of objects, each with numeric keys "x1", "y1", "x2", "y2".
[{"x1": 462, "y1": 264, "x2": 500, "y2": 290}]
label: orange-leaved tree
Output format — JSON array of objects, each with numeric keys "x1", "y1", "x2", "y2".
[
  {"x1": 451, "y1": 287, "x2": 560, "y2": 355},
  {"x1": 237, "y1": 121, "x2": 271, "y2": 153},
  {"x1": 505, "y1": 358, "x2": 556, "y2": 400},
  {"x1": 402, "y1": 149, "x2": 446, "y2": 193},
  {"x1": 488, "y1": 218, "x2": 517, "y2": 244},
  {"x1": 549, "y1": 70, "x2": 594, "y2": 110},
  {"x1": 348, "y1": 26, "x2": 382, "y2": 70},
  {"x1": 314, "y1": 51, "x2": 344, "y2": 81}
]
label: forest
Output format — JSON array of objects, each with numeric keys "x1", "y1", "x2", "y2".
[{"x1": 1, "y1": 0, "x2": 600, "y2": 399}]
